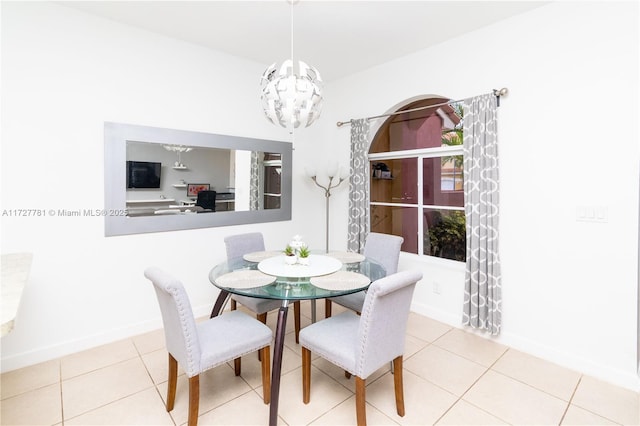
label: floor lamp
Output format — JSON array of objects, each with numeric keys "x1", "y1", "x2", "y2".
[{"x1": 307, "y1": 164, "x2": 349, "y2": 253}]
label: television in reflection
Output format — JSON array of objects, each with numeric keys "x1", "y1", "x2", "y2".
[{"x1": 126, "y1": 161, "x2": 161, "y2": 189}]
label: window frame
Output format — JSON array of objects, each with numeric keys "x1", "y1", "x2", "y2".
[{"x1": 369, "y1": 144, "x2": 465, "y2": 261}]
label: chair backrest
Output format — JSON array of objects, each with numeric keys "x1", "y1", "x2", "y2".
[
  {"x1": 144, "y1": 267, "x2": 201, "y2": 377},
  {"x1": 196, "y1": 190, "x2": 217, "y2": 211},
  {"x1": 355, "y1": 270, "x2": 422, "y2": 378},
  {"x1": 363, "y1": 232, "x2": 404, "y2": 276},
  {"x1": 224, "y1": 232, "x2": 265, "y2": 260}
]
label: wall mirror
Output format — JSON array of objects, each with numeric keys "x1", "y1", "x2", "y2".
[{"x1": 104, "y1": 122, "x2": 292, "y2": 236}]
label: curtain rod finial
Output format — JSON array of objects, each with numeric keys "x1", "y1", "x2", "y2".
[{"x1": 494, "y1": 88, "x2": 508, "y2": 97}]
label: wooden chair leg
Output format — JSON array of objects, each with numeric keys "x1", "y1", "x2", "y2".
[
  {"x1": 393, "y1": 356, "x2": 405, "y2": 417},
  {"x1": 260, "y1": 346, "x2": 271, "y2": 404},
  {"x1": 234, "y1": 357, "x2": 241, "y2": 376},
  {"x1": 230, "y1": 298, "x2": 237, "y2": 310},
  {"x1": 355, "y1": 376, "x2": 366, "y2": 426},
  {"x1": 293, "y1": 301, "x2": 301, "y2": 343},
  {"x1": 325, "y1": 299, "x2": 332, "y2": 318},
  {"x1": 187, "y1": 375, "x2": 200, "y2": 426},
  {"x1": 302, "y1": 347, "x2": 311, "y2": 404},
  {"x1": 166, "y1": 354, "x2": 178, "y2": 411},
  {"x1": 256, "y1": 313, "x2": 268, "y2": 361}
]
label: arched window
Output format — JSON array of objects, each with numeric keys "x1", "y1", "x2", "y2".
[{"x1": 369, "y1": 96, "x2": 465, "y2": 262}]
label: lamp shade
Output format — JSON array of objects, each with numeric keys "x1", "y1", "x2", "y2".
[{"x1": 260, "y1": 59, "x2": 323, "y2": 130}]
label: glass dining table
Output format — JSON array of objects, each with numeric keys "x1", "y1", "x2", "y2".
[{"x1": 209, "y1": 252, "x2": 386, "y2": 426}]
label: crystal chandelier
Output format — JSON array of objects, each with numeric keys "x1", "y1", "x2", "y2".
[{"x1": 260, "y1": 1, "x2": 323, "y2": 130}]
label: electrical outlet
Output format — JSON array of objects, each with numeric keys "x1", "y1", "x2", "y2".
[{"x1": 576, "y1": 205, "x2": 608, "y2": 223}]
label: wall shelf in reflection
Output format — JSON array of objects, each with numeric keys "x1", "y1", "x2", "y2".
[
  {"x1": 172, "y1": 165, "x2": 188, "y2": 170},
  {"x1": 172, "y1": 184, "x2": 187, "y2": 188},
  {"x1": 126, "y1": 199, "x2": 176, "y2": 204}
]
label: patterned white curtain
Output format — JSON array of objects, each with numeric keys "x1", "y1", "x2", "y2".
[
  {"x1": 462, "y1": 94, "x2": 502, "y2": 335},
  {"x1": 249, "y1": 151, "x2": 261, "y2": 211},
  {"x1": 347, "y1": 119, "x2": 370, "y2": 253}
]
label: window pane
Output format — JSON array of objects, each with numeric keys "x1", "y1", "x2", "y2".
[
  {"x1": 423, "y1": 156, "x2": 464, "y2": 207},
  {"x1": 370, "y1": 159, "x2": 417, "y2": 204},
  {"x1": 389, "y1": 114, "x2": 443, "y2": 150},
  {"x1": 369, "y1": 101, "x2": 462, "y2": 153},
  {"x1": 370, "y1": 205, "x2": 417, "y2": 254},
  {"x1": 424, "y1": 209, "x2": 466, "y2": 261}
]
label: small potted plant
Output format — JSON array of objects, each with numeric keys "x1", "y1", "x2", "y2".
[
  {"x1": 297, "y1": 245, "x2": 310, "y2": 265},
  {"x1": 284, "y1": 245, "x2": 297, "y2": 265}
]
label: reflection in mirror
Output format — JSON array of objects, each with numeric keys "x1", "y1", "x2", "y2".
[
  {"x1": 105, "y1": 122, "x2": 291, "y2": 236},
  {"x1": 125, "y1": 142, "x2": 282, "y2": 216}
]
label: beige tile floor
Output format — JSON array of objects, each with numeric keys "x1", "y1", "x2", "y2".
[{"x1": 2, "y1": 301, "x2": 639, "y2": 425}]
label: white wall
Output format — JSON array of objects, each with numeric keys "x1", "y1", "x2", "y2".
[
  {"x1": 299, "y1": 1, "x2": 638, "y2": 390},
  {"x1": 0, "y1": 2, "x2": 312, "y2": 370},
  {"x1": 2, "y1": 1, "x2": 638, "y2": 393}
]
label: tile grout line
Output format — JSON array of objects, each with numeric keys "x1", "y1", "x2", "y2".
[
  {"x1": 432, "y1": 346, "x2": 512, "y2": 425},
  {"x1": 558, "y1": 375, "x2": 582, "y2": 425},
  {"x1": 562, "y1": 375, "x2": 628, "y2": 425},
  {"x1": 196, "y1": 386, "x2": 261, "y2": 422},
  {"x1": 302, "y1": 366, "x2": 402, "y2": 426},
  {"x1": 485, "y1": 358, "x2": 582, "y2": 410},
  {"x1": 428, "y1": 332, "x2": 602, "y2": 421},
  {"x1": 61, "y1": 338, "x2": 167, "y2": 425},
  {"x1": 287, "y1": 361, "x2": 355, "y2": 425},
  {"x1": 133, "y1": 337, "x2": 178, "y2": 426},
  {"x1": 371, "y1": 328, "x2": 507, "y2": 424},
  {"x1": 59, "y1": 358, "x2": 65, "y2": 426}
]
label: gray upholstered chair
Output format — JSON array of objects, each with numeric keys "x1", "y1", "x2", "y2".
[
  {"x1": 224, "y1": 232, "x2": 301, "y2": 343},
  {"x1": 144, "y1": 267, "x2": 272, "y2": 426},
  {"x1": 325, "y1": 232, "x2": 404, "y2": 317},
  {"x1": 300, "y1": 270, "x2": 422, "y2": 426}
]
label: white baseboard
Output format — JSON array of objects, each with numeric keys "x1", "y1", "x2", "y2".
[{"x1": 411, "y1": 301, "x2": 462, "y2": 328}]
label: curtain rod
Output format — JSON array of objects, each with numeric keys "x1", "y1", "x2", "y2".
[{"x1": 335, "y1": 87, "x2": 508, "y2": 127}]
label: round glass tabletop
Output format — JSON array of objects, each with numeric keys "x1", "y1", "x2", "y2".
[{"x1": 209, "y1": 254, "x2": 386, "y2": 301}]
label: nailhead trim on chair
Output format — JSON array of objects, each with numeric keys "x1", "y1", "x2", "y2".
[
  {"x1": 356, "y1": 283, "x2": 380, "y2": 377},
  {"x1": 169, "y1": 286, "x2": 198, "y2": 376}
]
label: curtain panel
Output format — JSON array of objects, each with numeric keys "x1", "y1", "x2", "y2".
[
  {"x1": 462, "y1": 94, "x2": 502, "y2": 335},
  {"x1": 347, "y1": 119, "x2": 370, "y2": 253},
  {"x1": 249, "y1": 151, "x2": 260, "y2": 211}
]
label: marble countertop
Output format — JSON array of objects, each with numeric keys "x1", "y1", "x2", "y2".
[{"x1": 1, "y1": 253, "x2": 33, "y2": 336}]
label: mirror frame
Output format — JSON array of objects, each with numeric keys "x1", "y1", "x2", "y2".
[{"x1": 104, "y1": 122, "x2": 292, "y2": 236}]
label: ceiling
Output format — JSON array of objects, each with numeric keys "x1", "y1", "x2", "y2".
[{"x1": 59, "y1": 1, "x2": 547, "y2": 82}]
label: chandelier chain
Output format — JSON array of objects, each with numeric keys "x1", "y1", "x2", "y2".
[{"x1": 290, "y1": 0, "x2": 294, "y2": 64}]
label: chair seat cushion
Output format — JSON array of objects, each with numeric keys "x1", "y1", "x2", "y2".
[
  {"x1": 299, "y1": 312, "x2": 360, "y2": 374},
  {"x1": 197, "y1": 310, "x2": 272, "y2": 372},
  {"x1": 330, "y1": 292, "x2": 366, "y2": 312},
  {"x1": 232, "y1": 295, "x2": 281, "y2": 314}
]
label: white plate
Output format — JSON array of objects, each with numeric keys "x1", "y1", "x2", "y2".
[
  {"x1": 215, "y1": 270, "x2": 276, "y2": 289},
  {"x1": 243, "y1": 250, "x2": 283, "y2": 262},
  {"x1": 326, "y1": 251, "x2": 365, "y2": 263},
  {"x1": 258, "y1": 254, "x2": 342, "y2": 278},
  {"x1": 310, "y1": 271, "x2": 370, "y2": 291}
]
